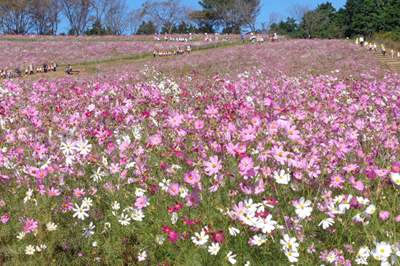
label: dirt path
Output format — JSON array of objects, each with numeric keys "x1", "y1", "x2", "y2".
[{"x1": 373, "y1": 51, "x2": 400, "y2": 73}]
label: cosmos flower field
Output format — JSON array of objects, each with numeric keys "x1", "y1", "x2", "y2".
[
  {"x1": 0, "y1": 37, "x2": 399, "y2": 265},
  {"x1": 0, "y1": 34, "x2": 232, "y2": 68}
]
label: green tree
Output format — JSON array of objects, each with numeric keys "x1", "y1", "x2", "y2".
[
  {"x1": 86, "y1": 19, "x2": 111, "y2": 35},
  {"x1": 136, "y1": 20, "x2": 157, "y2": 34},
  {"x1": 300, "y1": 2, "x2": 344, "y2": 38},
  {"x1": 193, "y1": 0, "x2": 260, "y2": 33},
  {"x1": 344, "y1": 0, "x2": 384, "y2": 37},
  {"x1": 269, "y1": 17, "x2": 299, "y2": 37}
]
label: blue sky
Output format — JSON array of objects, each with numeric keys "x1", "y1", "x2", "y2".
[{"x1": 59, "y1": 0, "x2": 347, "y2": 33}]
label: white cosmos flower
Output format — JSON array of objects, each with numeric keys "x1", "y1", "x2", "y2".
[
  {"x1": 191, "y1": 230, "x2": 209, "y2": 246},
  {"x1": 285, "y1": 249, "x2": 299, "y2": 263},
  {"x1": 319, "y1": 218, "x2": 335, "y2": 229},
  {"x1": 91, "y1": 167, "x2": 106, "y2": 183},
  {"x1": 138, "y1": 250, "x2": 147, "y2": 262},
  {"x1": 135, "y1": 188, "x2": 146, "y2": 197},
  {"x1": 72, "y1": 203, "x2": 89, "y2": 220},
  {"x1": 118, "y1": 213, "x2": 131, "y2": 226},
  {"x1": 17, "y1": 232, "x2": 26, "y2": 240},
  {"x1": 355, "y1": 246, "x2": 370, "y2": 265},
  {"x1": 46, "y1": 222, "x2": 58, "y2": 232},
  {"x1": 280, "y1": 234, "x2": 299, "y2": 252},
  {"x1": 293, "y1": 197, "x2": 313, "y2": 219},
  {"x1": 83, "y1": 222, "x2": 95, "y2": 238},
  {"x1": 35, "y1": 244, "x2": 47, "y2": 252},
  {"x1": 227, "y1": 251, "x2": 237, "y2": 265},
  {"x1": 130, "y1": 209, "x2": 144, "y2": 221},
  {"x1": 249, "y1": 234, "x2": 267, "y2": 246},
  {"x1": 365, "y1": 204, "x2": 376, "y2": 215},
  {"x1": 171, "y1": 212, "x2": 178, "y2": 224},
  {"x1": 208, "y1": 242, "x2": 220, "y2": 255},
  {"x1": 111, "y1": 201, "x2": 120, "y2": 211},
  {"x1": 273, "y1": 169, "x2": 291, "y2": 185},
  {"x1": 75, "y1": 138, "x2": 92, "y2": 156},
  {"x1": 390, "y1": 172, "x2": 400, "y2": 186},
  {"x1": 372, "y1": 242, "x2": 392, "y2": 261},
  {"x1": 25, "y1": 245, "x2": 36, "y2": 255},
  {"x1": 60, "y1": 139, "x2": 76, "y2": 156},
  {"x1": 228, "y1": 227, "x2": 240, "y2": 236},
  {"x1": 259, "y1": 214, "x2": 277, "y2": 234},
  {"x1": 81, "y1": 197, "x2": 93, "y2": 209}
]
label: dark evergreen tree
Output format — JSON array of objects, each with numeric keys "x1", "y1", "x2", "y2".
[{"x1": 136, "y1": 21, "x2": 157, "y2": 34}]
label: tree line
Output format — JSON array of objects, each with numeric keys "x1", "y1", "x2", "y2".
[
  {"x1": 0, "y1": 0, "x2": 261, "y2": 35},
  {"x1": 269, "y1": 0, "x2": 400, "y2": 39},
  {"x1": 0, "y1": 0, "x2": 398, "y2": 37}
]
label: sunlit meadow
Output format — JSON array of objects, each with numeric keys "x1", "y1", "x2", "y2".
[{"x1": 0, "y1": 37, "x2": 399, "y2": 266}]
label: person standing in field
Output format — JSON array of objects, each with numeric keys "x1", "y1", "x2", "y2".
[
  {"x1": 359, "y1": 36, "x2": 364, "y2": 46},
  {"x1": 28, "y1": 64, "x2": 34, "y2": 75},
  {"x1": 381, "y1": 44, "x2": 386, "y2": 56}
]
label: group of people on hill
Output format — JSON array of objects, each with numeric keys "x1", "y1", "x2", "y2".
[
  {"x1": 356, "y1": 36, "x2": 400, "y2": 59},
  {"x1": 241, "y1": 32, "x2": 279, "y2": 44},
  {"x1": 0, "y1": 62, "x2": 57, "y2": 80},
  {"x1": 154, "y1": 33, "x2": 193, "y2": 42},
  {"x1": 153, "y1": 45, "x2": 192, "y2": 57}
]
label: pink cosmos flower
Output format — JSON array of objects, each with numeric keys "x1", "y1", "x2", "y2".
[
  {"x1": 391, "y1": 162, "x2": 400, "y2": 173},
  {"x1": 168, "y1": 183, "x2": 180, "y2": 196},
  {"x1": 395, "y1": 215, "x2": 400, "y2": 222},
  {"x1": 135, "y1": 196, "x2": 149, "y2": 209},
  {"x1": 1, "y1": 213, "x2": 10, "y2": 224},
  {"x1": 148, "y1": 133, "x2": 162, "y2": 146},
  {"x1": 329, "y1": 175, "x2": 345, "y2": 189},
  {"x1": 47, "y1": 187, "x2": 61, "y2": 197},
  {"x1": 23, "y1": 218, "x2": 38, "y2": 234},
  {"x1": 73, "y1": 188, "x2": 86, "y2": 198},
  {"x1": 194, "y1": 120, "x2": 204, "y2": 130},
  {"x1": 204, "y1": 156, "x2": 222, "y2": 176},
  {"x1": 35, "y1": 168, "x2": 48, "y2": 182},
  {"x1": 379, "y1": 211, "x2": 390, "y2": 221},
  {"x1": 167, "y1": 113, "x2": 184, "y2": 128},
  {"x1": 238, "y1": 156, "x2": 254, "y2": 177},
  {"x1": 271, "y1": 146, "x2": 288, "y2": 165},
  {"x1": 167, "y1": 230, "x2": 179, "y2": 243},
  {"x1": 183, "y1": 170, "x2": 201, "y2": 186}
]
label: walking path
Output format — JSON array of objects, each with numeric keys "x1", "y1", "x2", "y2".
[{"x1": 373, "y1": 51, "x2": 400, "y2": 73}]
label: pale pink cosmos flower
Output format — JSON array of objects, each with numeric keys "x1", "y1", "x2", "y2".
[
  {"x1": 238, "y1": 156, "x2": 254, "y2": 177},
  {"x1": 204, "y1": 156, "x2": 222, "y2": 176},
  {"x1": 379, "y1": 211, "x2": 390, "y2": 221},
  {"x1": 135, "y1": 196, "x2": 149, "y2": 209},
  {"x1": 73, "y1": 188, "x2": 86, "y2": 198},
  {"x1": 148, "y1": 133, "x2": 162, "y2": 146},
  {"x1": 184, "y1": 170, "x2": 201, "y2": 186},
  {"x1": 47, "y1": 187, "x2": 61, "y2": 197},
  {"x1": 167, "y1": 113, "x2": 184, "y2": 128},
  {"x1": 168, "y1": 183, "x2": 180, "y2": 196}
]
